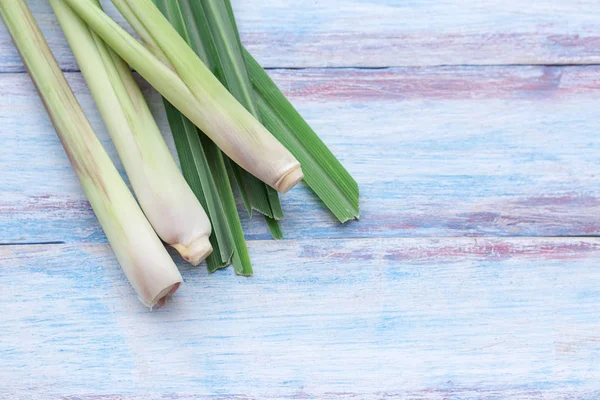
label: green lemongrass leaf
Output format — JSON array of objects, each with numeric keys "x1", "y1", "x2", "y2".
[
  {"x1": 265, "y1": 216, "x2": 284, "y2": 240},
  {"x1": 244, "y1": 50, "x2": 360, "y2": 222},
  {"x1": 267, "y1": 185, "x2": 285, "y2": 220},
  {"x1": 152, "y1": 0, "x2": 252, "y2": 275},
  {"x1": 230, "y1": 165, "x2": 256, "y2": 217},
  {"x1": 210, "y1": 142, "x2": 253, "y2": 276},
  {"x1": 232, "y1": 168, "x2": 284, "y2": 220},
  {"x1": 179, "y1": 0, "x2": 284, "y2": 235},
  {"x1": 162, "y1": 101, "x2": 233, "y2": 272}
]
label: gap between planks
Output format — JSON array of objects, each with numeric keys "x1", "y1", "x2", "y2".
[
  {"x1": 4, "y1": 63, "x2": 600, "y2": 75},
  {"x1": 0, "y1": 236, "x2": 598, "y2": 249}
]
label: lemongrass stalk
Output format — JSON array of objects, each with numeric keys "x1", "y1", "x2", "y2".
[
  {"x1": 0, "y1": 0, "x2": 182, "y2": 308},
  {"x1": 62, "y1": 0, "x2": 304, "y2": 194},
  {"x1": 50, "y1": 0, "x2": 212, "y2": 265},
  {"x1": 106, "y1": 0, "x2": 172, "y2": 68}
]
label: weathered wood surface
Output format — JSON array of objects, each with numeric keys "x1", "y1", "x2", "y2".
[
  {"x1": 1, "y1": 238, "x2": 600, "y2": 399},
  {"x1": 1, "y1": 66, "x2": 599, "y2": 243},
  {"x1": 1, "y1": 0, "x2": 600, "y2": 70},
  {"x1": 1, "y1": 0, "x2": 600, "y2": 398}
]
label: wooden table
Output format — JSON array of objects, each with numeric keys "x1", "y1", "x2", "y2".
[{"x1": 1, "y1": 1, "x2": 600, "y2": 398}]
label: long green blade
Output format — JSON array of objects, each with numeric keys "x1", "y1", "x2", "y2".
[
  {"x1": 245, "y1": 50, "x2": 360, "y2": 222},
  {"x1": 152, "y1": 0, "x2": 252, "y2": 275},
  {"x1": 265, "y1": 216, "x2": 283, "y2": 240},
  {"x1": 179, "y1": 0, "x2": 284, "y2": 238},
  {"x1": 217, "y1": 150, "x2": 253, "y2": 276}
]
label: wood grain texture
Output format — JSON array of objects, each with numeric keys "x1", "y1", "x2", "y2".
[
  {"x1": 2, "y1": 0, "x2": 600, "y2": 70},
  {"x1": 2, "y1": 1, "x2": 600, "y2": 397},
  {"x1": 1, "y1": 238, "x2": 600, "y2": 399},
  {"x1": 1, "y1": 66, "x2": 599, "y2": 243}
]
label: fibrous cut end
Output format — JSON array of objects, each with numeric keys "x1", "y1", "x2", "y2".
[
  {"x1": 146, "y1": 281, "x2": 181, "y2": 309},
  {"x1": 274, "y1": 164, "x2": 304, "y2": 193},
  {"x1": 172, "y1": 236, "x2": 213, "y2": 266}
]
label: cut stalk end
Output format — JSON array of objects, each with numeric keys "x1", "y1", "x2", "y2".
[
  {"x1": 172, "y1": 236, "x2": 213, "y2": 266},
  {"x1": 149, "y1": 281, "x2": 181, "y2": 309},
  {"x1": 275, "y1": 165, "x2": 304, "y2": 193}
]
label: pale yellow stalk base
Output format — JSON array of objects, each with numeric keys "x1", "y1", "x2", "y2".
[{"x1": 172, "y1": 235, "x2": 213, "y2": 266}]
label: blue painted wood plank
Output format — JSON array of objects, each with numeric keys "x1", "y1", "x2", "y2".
[
  {"x1": 1, "y1": 66, "x2": 599, "y2": 243},
  {"x1": 1, "y1": 0, "x2": 600, "y2": 70},
  {"x1": 1, "y1": 238, "x2": 599, "y2": 397}
]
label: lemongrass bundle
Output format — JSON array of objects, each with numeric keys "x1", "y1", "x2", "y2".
[
  {"x1": 50, "y1": 0, "x2": 212, "y2": 265},
  {"x1": 0, "y1": 0, "x2": 182, "y2": 308},
  {"x1": 62, "y1": 0, "x2": 304, "y2": 194},
  {"x1": 130, "y1": 0, "x2": 360, "y2": 223}
]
